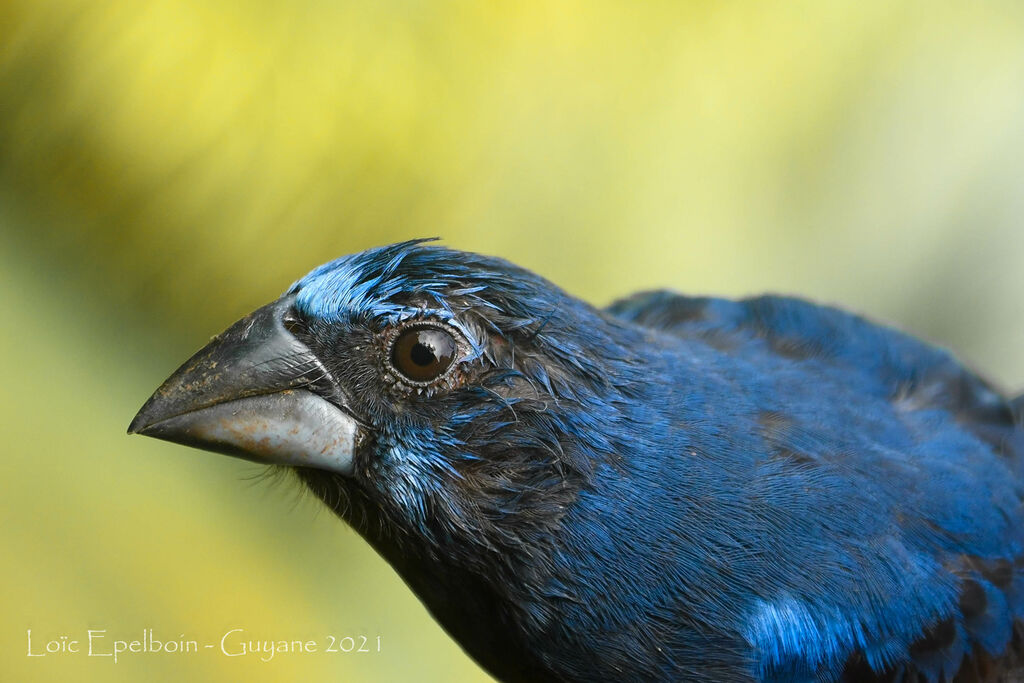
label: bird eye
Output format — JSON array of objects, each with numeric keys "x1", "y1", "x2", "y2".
[{"x1": 390, "y1": 325, "x2": 458, "y2": 383}]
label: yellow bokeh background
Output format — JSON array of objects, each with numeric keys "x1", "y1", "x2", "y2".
[{"x1": 3, "y1": 1, "x2": 1024, "y2": 681}]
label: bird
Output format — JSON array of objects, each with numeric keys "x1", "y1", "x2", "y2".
[{"x1": 129, "y1": 239, "x2": 1024, "y2": 682}]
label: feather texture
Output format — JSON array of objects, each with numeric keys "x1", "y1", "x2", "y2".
[{"x1": 281, "y1": 241, "x2": 1024, "y2": 682}]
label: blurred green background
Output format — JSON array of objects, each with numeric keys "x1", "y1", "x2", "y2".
[{"x1": 3, "y1": 1, "x2": 1024, "y2": 681}]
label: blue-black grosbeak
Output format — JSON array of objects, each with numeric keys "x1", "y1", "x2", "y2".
[{"x1": 130, "y1": 240, "x2": 1024, "y2": 682}]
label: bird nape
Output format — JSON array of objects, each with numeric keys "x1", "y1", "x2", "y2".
[{"x1": 129, "y1": 239, "x2": 1024, "y2": 683}]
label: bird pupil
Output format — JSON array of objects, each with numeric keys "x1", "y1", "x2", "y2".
[{"x1": 411, "y1": 341, "x2": 435, "y2": 367}]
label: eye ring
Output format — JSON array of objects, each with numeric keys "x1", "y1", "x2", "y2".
[{"x1": 386, "y1": 322, "x2": 462, "y2": 386}]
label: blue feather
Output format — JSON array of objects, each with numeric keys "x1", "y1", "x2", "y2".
[{"x1": 285, "y1": 241, "x2": 1024, "y2": 681}]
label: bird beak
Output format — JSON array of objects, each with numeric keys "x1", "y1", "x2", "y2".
[{"x1": 128, "y1": 295, "x2": 360, "y2": 475}]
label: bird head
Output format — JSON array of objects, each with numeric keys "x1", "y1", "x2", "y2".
[{"x1": 129, "y1": 240, "x2": 646, "y2": 569}]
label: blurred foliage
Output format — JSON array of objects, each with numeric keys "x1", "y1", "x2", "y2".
[{"x1": 2, "y1": 1, "x2": 1024, "y2": 681}]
